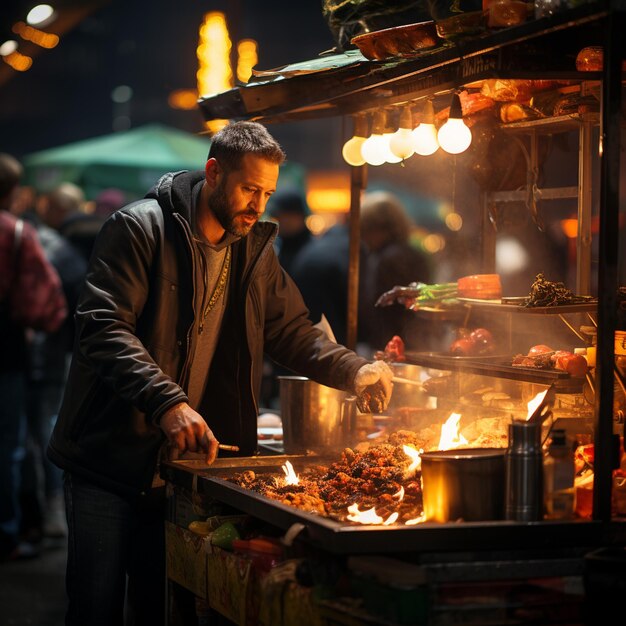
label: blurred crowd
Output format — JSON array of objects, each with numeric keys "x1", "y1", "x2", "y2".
[{"x1": 0, "y1": 152, "x2": 126, "y2": 562}]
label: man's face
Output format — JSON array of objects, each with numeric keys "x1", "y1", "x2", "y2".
[{"x1": 208, "y1": 154, "x2": 279, "y2": 238}]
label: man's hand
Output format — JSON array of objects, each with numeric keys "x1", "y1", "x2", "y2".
[
  {"x1": 159, "y1": 402, "x2": 219, "y2": 465},
  {"x1": 353, "y1": 361, "x2": 394, "y2": 413}
]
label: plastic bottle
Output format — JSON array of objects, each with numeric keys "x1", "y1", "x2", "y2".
[{"x1": 544, "y1": 429, "x2": 575, "y2": 519}]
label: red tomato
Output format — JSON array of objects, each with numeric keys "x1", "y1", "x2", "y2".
[
  {"x1": 449, "y1": 338, "x2": 475, "y2": 356},
  {"x1": 553, "y1": 351, "x2": 588, "y2": 377},
  {"x1": 469, "y1": 328, "x2": 495, "y2": 355}
]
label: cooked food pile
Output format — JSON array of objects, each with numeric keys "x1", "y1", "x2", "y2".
[
  {"x1": 228, "y1": 421, "x2": 511, "y2": 525},
  {"x1": 523, "y1": 273, "x2": 595, "y2": 307},
  {"x1": 229, "y1": 431, "x2": 430, "y2": 524}
]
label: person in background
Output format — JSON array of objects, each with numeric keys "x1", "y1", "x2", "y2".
[
  {"x1": 0, "y1": 153, "x2": 67, "y2": 561},
  {"x1": 290, "y1": 213, "x2": 367, "y2": 348},
  {"x1": 266, "y1": 186, "x2": 313, "y2": 278},
  {"x1": 18, "y1": 188, "x2": 88, "y2": 543},
  {"x1": 92, "y1": 187, "x2": 127, "y2": 220},
  {"x1": 47, "y1": 121, "x2": 393, "y2": 625},
  {"x1": 39, "y1": 182, "x2": 100, "y2": 264},
  {"x1": 358, "y1": 190, "x2": 432, "y2": 353}
]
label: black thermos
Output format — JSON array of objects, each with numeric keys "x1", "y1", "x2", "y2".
[{"x1": 505, "y1": 419, "x2": 544, "y2": 521}]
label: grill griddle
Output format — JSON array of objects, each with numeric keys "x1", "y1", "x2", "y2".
[{"x1": 162, "y1": 456, "x2": 611, "y2": 555}]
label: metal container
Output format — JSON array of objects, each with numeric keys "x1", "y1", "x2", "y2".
[
  {"x1": 278, "y1": 376, "x2": 357, "y2": 454},
  {"x1": 505, "y1": 420, "x2": 544, "y2": 521},
  {"x1": 420, "y1": 448, "x2": 506, "y2": 523}
]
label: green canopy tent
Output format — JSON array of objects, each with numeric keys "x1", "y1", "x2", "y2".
[{"x1": 22, "y1": 123, "x2": 304, "y2": 200}]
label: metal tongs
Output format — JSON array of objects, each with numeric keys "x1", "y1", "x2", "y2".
[{"x1": 527, "y1": 383, "x2": 556, "y2": 425}]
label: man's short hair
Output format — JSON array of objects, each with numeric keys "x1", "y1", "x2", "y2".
[{"x1": 208, "y1": 121, "x2": 286, "y2": 172}]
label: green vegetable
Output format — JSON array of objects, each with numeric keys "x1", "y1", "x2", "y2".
[{"x1": 210, "y1": 522, "x2": 240, "y2": 551}]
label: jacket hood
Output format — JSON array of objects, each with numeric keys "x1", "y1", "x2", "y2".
[{"x1": 145, "y1": 169, "x2": 205, "y2": 223}]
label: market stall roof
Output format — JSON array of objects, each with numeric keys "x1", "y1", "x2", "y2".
[{"x1": 197, "y1": 3, "x2": 606, "y2": 124}]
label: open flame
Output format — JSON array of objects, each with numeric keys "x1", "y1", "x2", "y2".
[
  {"x1": 347, "y1": 503, "x2": 398, "y2": 525},
  {"x1": 282, "y1": 460, "x2": 299, "y2": 485},
  {"x1": 438, "y1": 412, "x2": 468, "y2": 450},
  {"x1": 393, "y1": 486, "x2": 405, "y2": 501},
  {"x1": 403, "y1": 445, "x2": 421, "y2": 476},
  {"x1": 405, "y1": 514, "x2": 426, "y2": 525},
  {"x1": 526, "y1": 389, "x2": 548, "y2": 420}
]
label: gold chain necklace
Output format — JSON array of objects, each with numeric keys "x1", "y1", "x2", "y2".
[{"x1": 199, "y1": 245, "x2": 231, "y2": 333}]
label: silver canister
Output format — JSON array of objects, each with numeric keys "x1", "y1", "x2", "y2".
[
  {"x1": 505, "y1": 420, "x2": 544, "y2": 521},
  {"x1": 278, "y1": 376, "x2": 357, "y2": 454}
]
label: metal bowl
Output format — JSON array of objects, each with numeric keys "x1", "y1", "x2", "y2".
[{"x1": 351, "y1": 21, "x2": 440, "y2": 61}]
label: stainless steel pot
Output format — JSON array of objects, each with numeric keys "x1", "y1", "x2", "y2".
[
  {"x1": 278, "y1": 376, "x2": 357, "y2": 454},
  {"x1": 420, "y1": 448, "x2": 506, "y2": 523}
]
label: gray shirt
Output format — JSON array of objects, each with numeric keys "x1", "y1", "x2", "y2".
[{"x1": 186, "y1": 184, "x2": 237, "y2": 409}]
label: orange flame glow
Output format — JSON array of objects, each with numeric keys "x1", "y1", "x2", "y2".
[
  {"x1": 438, "y1": 412, "x2": 468, "y2": 450},
  {"x1": 282, "y1": 460, "x2": 299, "y2": 485},
  {"x1": 393, "y1": 486, "x2": 405, "y2": 501},
  {"x1": 347, "y1": 503, "x2": 398, "y2": 525},
  {"x1": 526, "y1": 389, "x2": 548, "y2": 420},
  {"x1": 402, "y1": 445, "x2": 421, "y2": 477},
  {"x1": 405, "y1": 514, "x2": 427, "y2": 525}
]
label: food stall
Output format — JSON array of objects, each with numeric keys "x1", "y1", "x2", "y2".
[{"x1": 162, "y1": 2, "x2": 626, "y2": 624}]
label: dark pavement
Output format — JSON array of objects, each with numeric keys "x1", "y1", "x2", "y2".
[{"x1": 0, "y1": 537, "x2": 67, "y2": 625}]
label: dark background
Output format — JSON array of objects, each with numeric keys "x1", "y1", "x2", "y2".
[{"x1": 0, "y1": 0, "x2": 343, "y2": 170}]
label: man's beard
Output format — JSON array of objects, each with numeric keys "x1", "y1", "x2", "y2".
[{"x1": 209, "y1": 181, "x2": 259, "y2": 238}]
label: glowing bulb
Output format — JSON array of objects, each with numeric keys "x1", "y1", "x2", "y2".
[
  {"x1": 342, "y1": 114, "x2": 368, "y2": 166},
  {"x1": 382, "y1": 132, "x2": 402, "y2": 163},
  {"x1": 389, "y1": 105, "x2": 415, "y2": 160},
  {"x1": 411, "y1": 100, "x2": 439, "y2": 156},
  {"x1": 390, "y1": 127, "x2": 415, "y2": 160},
  {"x1": 26, "y1": 5, "x2": 55, "y2": 27},
  {"x1": 342, "y1": 136, "x2": 366, "y2": 166},
  {"x1": 437, "y1": 93, "x2": 472, "y2": 155},
  {"x1": 381, "y1": 109, "x2": 402, "y2": 164},
  {"x1": 438, "y1": 119, "x2": 472, "y2": 154},
  {"x1": 361, "y1": 110, "x2": 389, "y2": 166},
  {"x1": 361, "y1": 133, "x2": 388, "y2": 166}
]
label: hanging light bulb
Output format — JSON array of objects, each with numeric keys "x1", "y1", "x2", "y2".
[
  {"x1": 437, "y1": 92, "x2": 472, "y2": 155},
  {"x1": 361, "y1": 110, "x2": 390, "y2": 166},
  {"x1": 389, "y1": 104, "x2": 416, "y2": 160},
  {"x1": 382, "y1": 109, "x2": 402, "y2": 164},
  {"x1": 341, "y1": 114, "x2": 368, "y2": 166},
  {"x1": 412, "y1": 100, "x2": 439, "y2": 156}
]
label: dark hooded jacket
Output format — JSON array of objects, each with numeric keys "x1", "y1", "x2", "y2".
[{"x1": 48, "y1": 170, "x2": 367, "y2": 496}]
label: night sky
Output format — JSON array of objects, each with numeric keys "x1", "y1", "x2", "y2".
[{"x1": 0, "y1": 0, "x2": 341, "y2": 169}]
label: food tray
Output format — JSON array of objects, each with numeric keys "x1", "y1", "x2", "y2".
[
  {"x1": 458, "y1": 296, "x2": 597, "y2": 314},
  {"x1": 405, "y1": 351, "x2": 584, "y2": 392}
]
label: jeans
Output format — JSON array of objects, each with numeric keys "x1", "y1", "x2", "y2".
[
  {"x1": 63, "y1": 472, "x2": 166, "y2": 626},
  {"x1": 0, "y1": 371, "x2": 26, "y2": 552}
]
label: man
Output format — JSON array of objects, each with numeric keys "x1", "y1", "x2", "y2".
[{"x1": 48, "y1": 121, "x2": 392, "y2": 625}]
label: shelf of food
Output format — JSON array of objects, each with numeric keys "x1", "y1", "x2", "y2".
[
  {"x1": 404, "y1": 351, "x2": 585, "y2": 392},
  {"x1": 459, "y1": 297, "x2": 597, "y2": 314}
]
